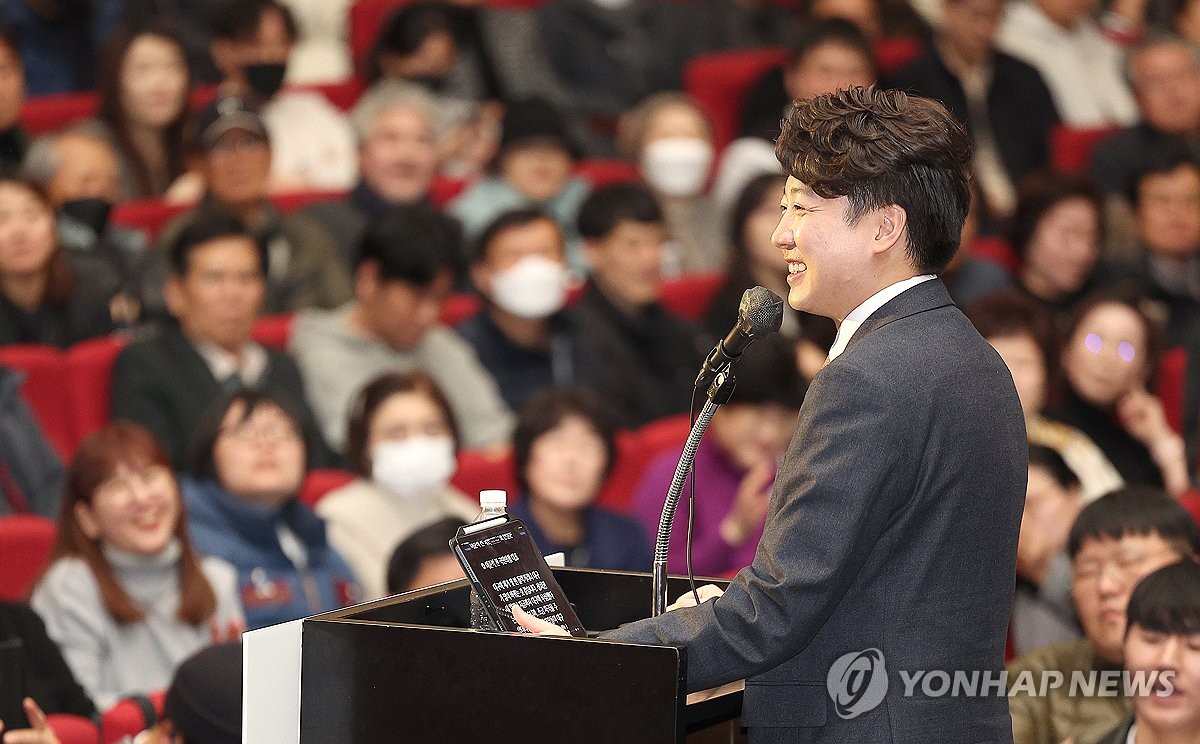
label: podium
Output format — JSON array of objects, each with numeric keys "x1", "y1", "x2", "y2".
[{"x1": 244, "y1": 567, "x2": 744, "y2": 744}]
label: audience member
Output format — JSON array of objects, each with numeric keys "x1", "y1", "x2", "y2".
[
  {"x1": 1011, "y1": 445, "x2": 1085, "y2": 657},
  {"x1": 0, "y1": 28, "x2": 28, "y2": 170},
  {"x1": 209, "y1": 0, "x2": 356, "y2": 190},
  {"x1": 30, "y1": 423, "x2": 244, "y2": 710},
  {"x1": 569, "y1": 183, "x2": 709, "y2": 429},
  {"x1": 317, "y1": 371, "x2": 476, "y2": 600},
  {"x1": 1093, "y1": 560, "x2": 1200, "y2": 744},
  {"x1": 289, "y1": 204, "x2": 512, "y2": 452},
  {"x1": 966, "y1": 290, "x2": 1125, "y2": 500},
  {"x1": 458, "y1": 209, "x2": 588, "y2": 411},
  {"x1": 1008, "y1": 171, "x2": 1107, "y2": 328},
  {"x1": 1091, "y1": 34, "x2": 1200, "y2": 202},
  {"x1": 632, "y1": 336, "x2": 805, "y2": 577},
  {"x1": 111, "y1": 214, "x2": 325, "y2": 468},
  {"x1": 23, "y1": 121, "x2": 168, "y2": 327},
  {"x1": 365, "y1": 2, "x2": 500, "y2": 180},
  {"x1": 509, "y1": 388, "x2": 651, "y2": 572},
  {"x1": 303, "y1": 81, "x2": 439, "y2": 266},
  {"x1": 1123, "y1": 146, "x2": 1200, "y2": 346},
  {"x1": 0, "y1": 365, "x2": 64, "y2": 517},
  {"x1": 0, "y1": 177, "x2": 115, "y2": 347},
  {"x1": 717, "y1": 19, "x2": 874, "y2": 212},
  {"x1": 1008, "y1": 487, "x2": 1200, "y2": 744},
  {"x1": 145, "y1": 641, "x2": 243, "y2": 744},
  {"x1": 96, "y1": 22, "x2": 194, "y2": 201},
  {"x1": 705, "y1": 173, "x2": 837, "y2": 375},
  {"x1": 1048, "y1": 292, "x2": 1190, "y2": 495},
  {"x1": 887, "y1": 0, "x2": 1059, "y2": 223},
  {"x1": 0, "y1": 696, "x2": 61, "y2": 744},
  {"x1": 385, "y1": 517, "x2": 467, "y2": 595},
  {"x1": 158, "y1": 97, "x2": 352, "y2": 313},
  {"x1": 182, "y1": 390, "x2": 358, "y2": 630},
  {"x1": 449, "y1": 97, "x2": 590, "y2": 273},
  {"x1": 618, "y1": 93, "x2": 722, "y2": 274},
  {"x1": 0, "y1": 600, "x2": 95, "y2": 723},
  {"x1": 996, "y1": 0, "x2": 1137, "y2": 127}
]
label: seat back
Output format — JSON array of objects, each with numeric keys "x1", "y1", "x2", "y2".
[
  {"x1": 20, "y1": 92, "x2": 98, "y2": 134},
  {"x1": 597, "y1": 414, "x2": 693, "y2": 513},
  {"x1": 683, "y1": 47, "x2": 788, "y2": 152},
  {"x1": 660, "y1": 272, "x2": 726, "y2": 321},
  {"x1": 66, "y1": 335, "x2": 128, "y2": 446},
  {"x1": 0, "y1": 345, "x2": 74, "y2": 461},
  {"x1": 299, "y1": 468, "x2": 357, "y2": 509},
  {"x1": 0, "y1": 515, "x2": 57, "y2": 601},
  {"x1": 1050, "y1": 125, "x2": 1120, "y2": 174},
  {"x1": 451, "y1": 449, "x2": 519, "y2": 505},
  {"x1": 251, "y1": 313, "x2": 296, "y2": 351}
]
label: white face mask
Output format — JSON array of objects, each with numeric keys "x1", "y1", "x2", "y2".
[
  {"x1": 641, "y1": 137, "x2": 714, "y2": 198},
  {"x1": 370, "y1": 435, "x2": 457, "y2": 499},
  {"x1": 489, "y1": 255, "x2": 570, "y2": 319}
]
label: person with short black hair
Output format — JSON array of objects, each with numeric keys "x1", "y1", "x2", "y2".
[
  {"x1": 1008, "y1": 486, "x2": 1200, "y2": 744},
  {"x1": 111, "y1": 212, "x2": 326, "y2": 468},
  {"x1": 208, "y1": 0, "x2": 356, "y2": 190},
  {"x1": 569, "y1": 183, "x2": 709, "y2": 429},
  {"x1": 290, "y1": 204, "x2": 512, "y2": 453},
  {"x1": 518, "y1": 86, "x2": 1028, "y2": 744},
  {"x1": 1094, "y1": 560, "x2": 1200, "y2": 744},
  {"x1": 457, "y1": 208, "x2": 591, "y2": 411},
  {"x1": 0, "y1": 28, "x2": 27, "y2": 169},
  {"x1": 385, "y1": 517, "x2": 467, "y2": 595},
  {"x1": 181, "y1": 390, "x2": 358, "y2": 630},
  {"x1": 508, "y1": 388, "x2": 650, "y2": 572}
]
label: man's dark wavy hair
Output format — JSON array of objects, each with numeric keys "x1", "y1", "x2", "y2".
[{"x1": 774, "y1": 85, "x2": 972, "y2": 273}]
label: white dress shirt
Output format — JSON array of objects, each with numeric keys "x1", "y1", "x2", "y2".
[{"x1": 826, "y1": 275, "x2": 936, "y2": 362}]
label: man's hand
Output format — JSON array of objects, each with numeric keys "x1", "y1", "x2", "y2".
[
  {"x1": 511, "y1": 604, "x2": 569, "y2": 636},
  {"x1": 667, "y1": 584, "x2": 725, "y2": 611},
  {"x1": 0, "y1": 698, "x2": 62, "y2": 744}
]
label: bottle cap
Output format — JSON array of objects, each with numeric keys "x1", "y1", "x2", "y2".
[{"x1": 480, "y1": 489, "x2": 507, "y2": 509}]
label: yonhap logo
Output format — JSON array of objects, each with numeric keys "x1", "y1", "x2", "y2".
[{"x1": 827, "y1": 649, "x2": 889, "y2": 719}]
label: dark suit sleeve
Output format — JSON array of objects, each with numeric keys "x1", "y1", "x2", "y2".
[
  {"x1": 11, "y1": 603, "x2": 96, "y2": 718},
  {"x1": 603, "y1": 360, "x2": 908, "y2": 692},
  {"x1": 110, "y1": 345, "x2": 185, "y2": 467}
]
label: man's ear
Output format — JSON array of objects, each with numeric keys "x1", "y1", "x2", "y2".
[
  {"x1": 872, "y1": 205, "x2": 908, "y2": 254},
  {"x1": 469, "y1": 261, "x2": 492, "y2": 296},
  {"x1": 581, "y1": 239, "x2": 602, "y2": 273}
]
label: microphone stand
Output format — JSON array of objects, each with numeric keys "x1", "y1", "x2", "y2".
[{"x1": 652, "y1": 369, "x2": 738, "y2": 616}]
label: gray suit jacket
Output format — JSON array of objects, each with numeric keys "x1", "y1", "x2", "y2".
[{"x1": 605, "y1": 279, "x2": 1027, "y2": 743}]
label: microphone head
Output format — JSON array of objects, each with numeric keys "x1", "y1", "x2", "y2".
[{"x1": 738, "y1": 286, "x2": 785, "y2": 336}]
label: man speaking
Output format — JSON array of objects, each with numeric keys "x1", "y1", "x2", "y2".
[{"x1": 517, "y1": 86, "x2": 1028, "y2": 743}]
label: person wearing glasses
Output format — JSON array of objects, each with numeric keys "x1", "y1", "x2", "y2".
[
  {"x1": 30, "y1": 423, "x2": 244, "y2": 710},
  {"x1": 180, "y1": 390, "x2": 358, "y2": 630},
  {"x1": 1007, "y1": 486, "x2": 1200, "y2": 744}
]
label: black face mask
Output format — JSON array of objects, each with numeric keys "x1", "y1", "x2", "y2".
[
  {"x1": 244, "y1": 62, "x2": 287, "y2": 99},
  {"x1": 60, "y1": 197, "x2": 113, "y2": 237}
]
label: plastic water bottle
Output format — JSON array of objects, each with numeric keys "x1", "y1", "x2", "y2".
[{"x1": 469, "y1": 489, "x2": 507, "y2": 631}]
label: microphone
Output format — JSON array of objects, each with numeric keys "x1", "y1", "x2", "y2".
[{"x1": 695, "y1": 286, "x2": 784, "y2": 388}]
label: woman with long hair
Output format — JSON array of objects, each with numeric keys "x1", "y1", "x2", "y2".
[
  {"x1": 96, "y1": 22, "x2": 193, "y2": 201},
  {"x1": 0, "y1": 177, "x2": 115, "y2": 345},
  {"x1": 30, "y1": 423, "x2": 243, "y2": 710}
]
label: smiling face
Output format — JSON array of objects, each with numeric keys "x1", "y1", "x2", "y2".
[
  {"x1": 773, "y1": 175, "x2": 899, "y2": 320},
  {"x1": 75, "y1": 462, "x2": 181, "y2": 557},
  {"x1": 1072, "y1": 533, "x2": 1183, "y2": 662},
  {"x1": 1124, "y1": 622, "x2": 1200, "y2": 733},
  {"x1": 359, "y1": 105, "x2": 438, "y2": 204},
  {"x1": 1021, "y1": 196, "x2": 1101, "y2": 301},
  {"x1": 213, "y1": 401, "x2": 306, "y2": 507}
]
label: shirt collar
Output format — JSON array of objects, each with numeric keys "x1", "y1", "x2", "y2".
[
  {"x1": 827, "y1": 275, "x2": 936, "y2": 362},
  {"x1": 191, "y1": 337, "x2": 269, "y2": 386}
]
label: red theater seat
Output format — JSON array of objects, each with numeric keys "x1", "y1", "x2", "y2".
[
  {"x1": 575, "y1": 159, "x2": 641, "y2": 187},
  {"x1": 111, "y1": 199, "x2": 191, "y2": 242},
  {"x1": 20, "y1": 92, "x2": 98, "y2": 134},
  {"x1": 452, "y1": 449, "x2": 518, "y2": 503},
  {"x1": 873, "y1": 37, "x2": 924, "y2": 76},
  {"x1": 66, "y1": 335, "x2": 128, "y2": 446},
  {"x1": 598, "y1": 414, "x2": 693, "y2": 513},
  {"x1": 100, "y1": 691, "x2": 165, "y2": 744},
  {"x1": 299, "y1": 469, "x2": 357, "y2": 508},
  {"x1": 47, "y1": 714, "x2": 101, "y2": 744},
  {"x1": 683, "y1": 47, "x2": 788, "y2": 152},
  {"x1": 440, "y1": 294, "x2": 482, "y2": 327},
  {"x1": 1051, "y1": 125, "x2": 1120, "y2": 174},
  {"x1": 251, "y1": 313, "x2": 295, "y2": 351},
  {"x1": 0, "y1": 515, "x2": 56, "y2": 601},
  {"x1": 660, "y1": 272, "x2": 726, "y2": 321},
  {"x1": 1155, "y1": 346, "x2": 1188, "y2": 435},
  {"x1": 0, "y1": 345, "x2": 74, "y2": 461}
]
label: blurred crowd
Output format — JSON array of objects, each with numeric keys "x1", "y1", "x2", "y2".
[{"x1": 1, "y1": 0, "x2": 1200, "y2": 742}]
